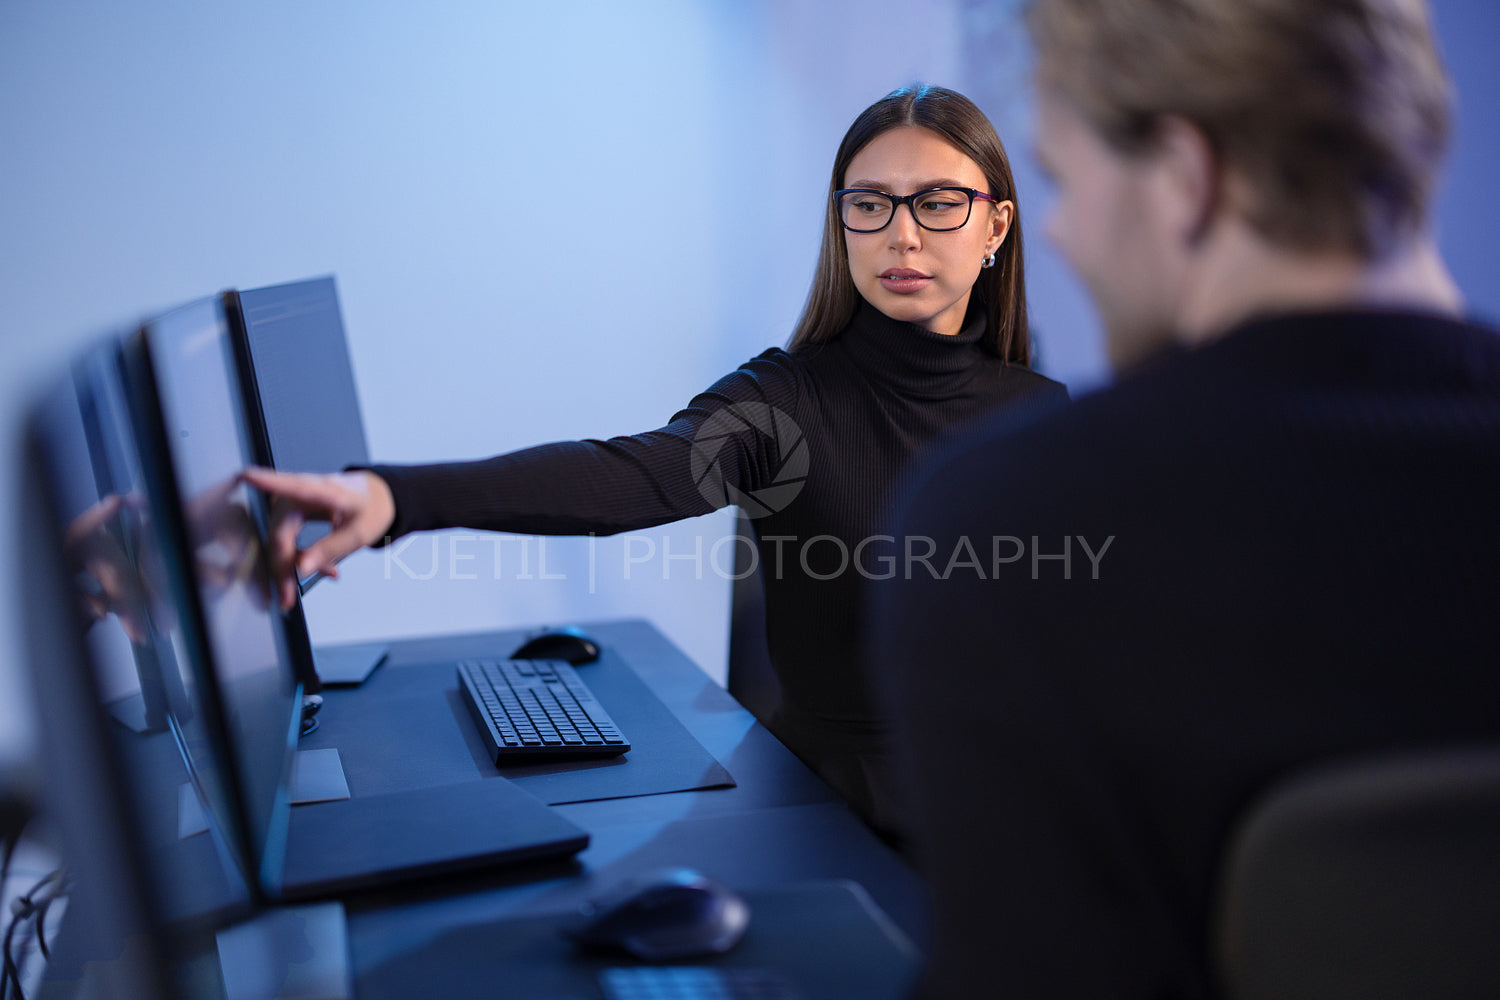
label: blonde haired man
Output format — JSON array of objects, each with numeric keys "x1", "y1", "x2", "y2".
[{"x1": 878, "y1": 1, "x2": 1500, "y2": 996}]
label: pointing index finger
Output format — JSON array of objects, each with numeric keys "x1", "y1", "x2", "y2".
[{"x1": 241, "y1": 466, "x2": 346, "y2": 512}]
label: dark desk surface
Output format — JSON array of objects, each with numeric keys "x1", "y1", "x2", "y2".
[{"x1": 315, "y1": 619, "x2": 929, "y2": 998}]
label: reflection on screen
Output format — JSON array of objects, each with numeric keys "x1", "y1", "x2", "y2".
[{"x1": 30, "y1": 342, "x2": 253, "y2": 955}]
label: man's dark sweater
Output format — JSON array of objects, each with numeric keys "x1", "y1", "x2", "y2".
[
  {"x1": 876, "y1": 307, "x2": 1500, "y2": 998},
  {"x1": 372, "y1": 302, "x2": 1066, "y2": 825}
]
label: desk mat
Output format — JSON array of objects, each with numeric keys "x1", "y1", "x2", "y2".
[
  {"x1": 309, "y1": 652, "x2": 735, "y2": 806},
  {"x1": 354, "y1": 879, "x2": 919, "y2": 1000}
]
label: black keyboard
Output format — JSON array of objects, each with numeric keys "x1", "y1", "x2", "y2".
[{"x1": 457, "y1": 659, "x2": 630, "y2": 763}]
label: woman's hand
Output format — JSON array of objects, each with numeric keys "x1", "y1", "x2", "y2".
[
  {"x1": 240, "y1": 467, "x2": 396, "y2": 610},
  {"x1": 64, "y1": 493, "x2": 151, "y2": 641}
]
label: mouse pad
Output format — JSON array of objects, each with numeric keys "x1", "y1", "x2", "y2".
[
  {"x1": 351, "y1": 880, "x2": 919, "y2": 1000},
  {"x1": 303, "y1": 650, "x2": 735, "y2": 805}
]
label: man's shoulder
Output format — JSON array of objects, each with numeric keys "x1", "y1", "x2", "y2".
[
  {"x1": 906, "y1": 347, "x2": 1201, "y2": 502},
  {"x1": 901, "y1": 307, "x2": 1500, "y2": 524}
]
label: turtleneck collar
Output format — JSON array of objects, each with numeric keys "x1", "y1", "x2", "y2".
[{"x1": 838, "y1": 300, "x2": 990, "y2": 394}]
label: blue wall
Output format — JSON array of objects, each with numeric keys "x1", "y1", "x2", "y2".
[
  {"x1": 0, "y1": 0, "x2": 972, "y2": 768},
  {"x1": 1430, "y1": 0, "x2": 1500, "y2": 325}
]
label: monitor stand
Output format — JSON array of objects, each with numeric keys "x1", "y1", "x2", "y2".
[
  {"x1": 310, "y1": 641, "x2": 389, "y2": 687},
  {"x1": 178, "y1": 750, "x2": 353, "y2": 839}
]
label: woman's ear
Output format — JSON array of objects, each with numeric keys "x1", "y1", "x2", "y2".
[{"x1": 987, "y1": 199, "x2": 1015, "y2": 256}]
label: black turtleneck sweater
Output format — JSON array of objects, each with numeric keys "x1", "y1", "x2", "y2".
[{"x1": 371, "y1": 302, "x2": 1067, "y2": 823}]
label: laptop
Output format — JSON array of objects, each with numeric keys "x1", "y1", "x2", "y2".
[{"x1": 119, "y1": 295, "x2": 588, "y2": 901}]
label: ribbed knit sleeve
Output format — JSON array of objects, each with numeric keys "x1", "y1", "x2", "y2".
[{"x1": 367, "y1": 350, "x2": 803, "y2": 539}]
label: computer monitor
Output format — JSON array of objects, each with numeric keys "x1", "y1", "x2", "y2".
[
  {"x1": 223, "y1": 276, "x2": 369, "y2": 583},
  {"x1": 123, "y1": 296, "x2": 586, "y2": 901},
  {"x1": 23, "y1": 338, "x2": 257, "y2": 997},
  {"x1": 222, "y1": 277, "x2": 387, "y2": 688},
  {"x1": 121, "y1": 297, "x2": 305, "y2": 891}
]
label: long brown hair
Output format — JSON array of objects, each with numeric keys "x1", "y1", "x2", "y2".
[{"x1": 788, "y1": 84, "x2": 1031, "y2": 364}]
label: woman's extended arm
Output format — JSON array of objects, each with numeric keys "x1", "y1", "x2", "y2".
[{"x1": 247, "y1": 351, "x2": 802, "y2": 608}]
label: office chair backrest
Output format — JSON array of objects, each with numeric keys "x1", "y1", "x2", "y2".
[{"x1": 1213, "y1": 745, "x2": 1500, "y2": 1000}]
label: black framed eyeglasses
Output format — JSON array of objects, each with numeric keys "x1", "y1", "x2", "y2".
[{"x1": 834, "y1": 186, "x2": 997, "y2": 233}]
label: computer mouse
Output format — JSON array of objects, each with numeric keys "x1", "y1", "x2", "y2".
[
  {"x1": 510, "y1": 625, "x2": 602, "y2": 665},
  {"x1": 564, "y1": 867, "x2": 751, "y2": 961}
]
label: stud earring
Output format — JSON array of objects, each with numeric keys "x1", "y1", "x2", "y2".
[{"x1": 981, "y1": 252, "x2": 997, "y2": 269}]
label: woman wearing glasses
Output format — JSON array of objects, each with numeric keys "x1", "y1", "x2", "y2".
[{"x1": 248, "y1": 84, "x2": 1067, "y2": 838}]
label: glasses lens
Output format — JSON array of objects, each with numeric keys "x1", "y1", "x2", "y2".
[
  {"x1": 913, "y1": 189, "x2": 973, "y2": 231},
  {"x1": 839, "y1": 191, "x2": 894, "y2": 232}
]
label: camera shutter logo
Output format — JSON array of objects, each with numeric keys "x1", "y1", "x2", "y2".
[{"x1": 690, "y1": 403, "x2": 809, "y2": 518}]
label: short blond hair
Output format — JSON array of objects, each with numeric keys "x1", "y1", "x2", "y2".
[{"x1": 1026, "y1": 0, "x2": 1451, "y2": 257}]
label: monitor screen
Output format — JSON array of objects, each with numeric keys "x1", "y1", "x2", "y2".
[
  {"x1": 24, "y1": 339, "x2": 255, "y2": 994},
  {"x1": 126, "y1": 297, "x2": 304, "y2": 889},
  {"x1": 228, "y1": 275, "x2": 369, "y2": 586}
]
